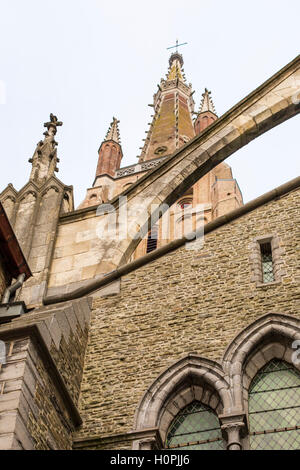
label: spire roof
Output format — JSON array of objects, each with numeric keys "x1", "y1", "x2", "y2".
[
  {"x1": 139, "y1": 53, "x2": 195, "y2": 162},
  {"x1": 104, "y1": 117, "x2": 121, "y2": 144},
  {"x1": 198, "y1": 88, "x2": 216, "y2": 114}
]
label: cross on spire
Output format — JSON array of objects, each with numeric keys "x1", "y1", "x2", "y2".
[
  {"x1": 167, "y1": 39, "x2": 188, "y2": 53},
  {"x1": 43, "y1": 113, "x2": 63, "y2": 138}
]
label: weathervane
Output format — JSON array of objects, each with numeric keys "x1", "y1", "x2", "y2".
[{"x1": 167, "y1": 39, "x2": 188, "y2": 53}]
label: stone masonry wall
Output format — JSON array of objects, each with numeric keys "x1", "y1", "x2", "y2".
[
  {"x1": 76, "y1": 187, "x2": 300, "y2": 446},
  {"x1": 0, "y1": 297, "x2": 91, "y2": 449},
  {"x1": 0, "y1": 337, "x2": 73, "y2": 450}
]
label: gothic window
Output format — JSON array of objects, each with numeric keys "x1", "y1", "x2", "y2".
[
  {"x1": 165, "y1": 401, "x2": 224, "y2": 450},
  {"x1": 249, "y1": 359, "x2": 300, "y2": 450},
  {"x1": 146, "y1": 225, "x2": 158, "y2": 253}
]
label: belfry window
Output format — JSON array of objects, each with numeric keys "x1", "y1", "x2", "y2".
[
  {"x1": 146, "y1": 225, "x2": 158, "y2": 253},
  {"x1": 260, "y1": 242, "x2": 275, "y2": 283},
  {"x1": 165, "y1": 401, "x2": 224, "y2": 450},
  {"x1": 249, "y1": 359, "x2": 300, "y2": 450}
]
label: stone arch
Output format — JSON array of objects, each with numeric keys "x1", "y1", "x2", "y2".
[
  {"x1": 223, "y1": 313, "x2": 300, "y2": 413},
  {"x1": 19, "y1": 190, "x2": 37, "y2": 202},
  {"x1": 93, "y1": 57, "x2": 300, "y2": 273},
  {"x1": 133, "y1": 355, "x2": 232, "y2": 448}
]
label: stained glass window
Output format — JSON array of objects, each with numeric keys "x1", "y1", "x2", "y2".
[
  {"x1": 165, "y1": 401, "x2": 224, "y2": 450},
  {"x1": 249, "y1": 359, "x2": 300, "y2": 450}
]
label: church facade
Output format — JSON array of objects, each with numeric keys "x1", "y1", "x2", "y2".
[{"x1": 0, "y1": 53, "x2": 299, "y2": 450}]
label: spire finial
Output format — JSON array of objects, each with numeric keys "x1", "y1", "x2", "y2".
[
  {"x1": 104, "y1": 117, "x2": 121, "y2": 144},
  {"x1": 199, "y1": 88, "x2": 216, "y2": 114},
  {"x1": 29, "y1": 113, "x2": 62, "y2": 183},
  {"x1": 43, "y1": 113, "x2": 63, "y2": 137},
  {"x1": 166, "y1": 39, "x2": 187, "y2": 76},
  {"x1": 167, "y1": 39, "x2": 188, "y2": 54}
]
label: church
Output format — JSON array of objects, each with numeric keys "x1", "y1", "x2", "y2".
[{"x1": 0, "y1": 50, "x2": 299, "y2": 450}]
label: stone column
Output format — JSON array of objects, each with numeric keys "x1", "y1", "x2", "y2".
[{"x1": 220, "y1": 414, "x2": 247, "y2": 450}]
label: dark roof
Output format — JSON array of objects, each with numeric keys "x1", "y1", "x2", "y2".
[{"x1": 0, "y1": 202, "x2": 32, "y2": 280}]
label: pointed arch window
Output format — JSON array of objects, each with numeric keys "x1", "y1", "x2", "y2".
[
  {"x1": 165, "y1": 401, "x2": 224, "y2": 450},
  {"x1": 249, "y1": 359, "x2": 300, "y2": 450}
]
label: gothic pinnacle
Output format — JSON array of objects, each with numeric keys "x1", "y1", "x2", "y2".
[
  {"x1": 104, "y1": 117, "x2": 121, "y2": 144},
  {"x1": 198, "y1": 88, "x2": 217, "y2": 115}
]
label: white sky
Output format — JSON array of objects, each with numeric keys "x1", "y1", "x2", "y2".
[{"x1": 0, "y1": 0, "x2": 299, "y2": 207}]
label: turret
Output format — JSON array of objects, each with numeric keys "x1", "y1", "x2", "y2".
[
  {"x1": 194, "y1": 88, "x2": 218, "y2": 134},
  {"x1": 94, "y1": 117, "x2": 123, "y2": 185},
  {"x1": 78, "y1": 118, "x2": 123, "y2": 209}
]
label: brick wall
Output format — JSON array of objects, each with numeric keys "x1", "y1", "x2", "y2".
[{"x1": 76, "y1": 187, "x2": 300, "y2": 446}]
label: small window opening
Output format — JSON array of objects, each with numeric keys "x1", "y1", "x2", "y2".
[
  {"x1": 260, "y1": 242, "x2": 275, "y2": 283},
  {"x1": 146, "y1": 225, "x2": 158, "y2": 253}
]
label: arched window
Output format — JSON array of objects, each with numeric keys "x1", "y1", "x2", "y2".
[
  {"x1": 249, "y1": 359, "x2": 300, "y2": 450},
  {"x1": 165, "y1": 401, "x2": 224, "y2": 450}
]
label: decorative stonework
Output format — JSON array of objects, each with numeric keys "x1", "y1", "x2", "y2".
[
  {"x1": 115, "y1": 156, "x2": 168, "y2": 179},
  {"x1": 29, "y1": 114, "x2": 63, "y2": 185}
]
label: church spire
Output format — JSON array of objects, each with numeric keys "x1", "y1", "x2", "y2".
[
  {"x1": 29, "y1": 113, "x2": 63, "y2": 184},
  {"x1": 198, "y1": 88, "x2": 216, "y2": 114},
  {"x1": 138, "y1": 54, "x2": 195, "y2": 162},
  {"x1": 104, "y1": 117, "x2": 121, "y2": 144}
]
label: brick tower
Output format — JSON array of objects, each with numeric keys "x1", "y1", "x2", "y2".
[{"x1": 139, "y1": 52, "x2": 196, "y2": 162}]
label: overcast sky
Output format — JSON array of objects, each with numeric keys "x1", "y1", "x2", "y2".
[{"x1": 0, "y1": 0, "x2": 299, "y2": 207}]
